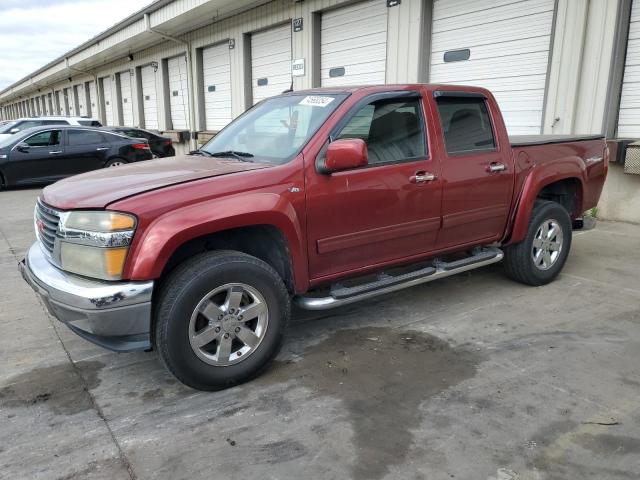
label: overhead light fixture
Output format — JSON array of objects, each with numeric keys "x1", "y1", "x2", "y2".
[
  {"x1": 151, "y1": 61, "x2": 158, "y2": 72},
  {"x1": 128, "y1": 54, "x2": 134, "y2": 62}
]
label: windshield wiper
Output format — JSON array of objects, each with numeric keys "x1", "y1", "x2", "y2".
[
  {"x1": 189, "y1": 149, "x2": 213, "y2": 157},
  {"x1": 207, "y1": 150, "x2": 255, "y2": 161}
]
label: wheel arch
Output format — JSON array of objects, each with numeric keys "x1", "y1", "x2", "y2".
[{"x1": 507, "y1": 171, "x2": 585, "y2": 244}]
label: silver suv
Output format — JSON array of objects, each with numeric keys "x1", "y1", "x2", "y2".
[{"x1": 0, "y1": 116, "x2": 102, "y2": 136}]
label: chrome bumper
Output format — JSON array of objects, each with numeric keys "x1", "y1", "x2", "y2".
[{"x1": 20, "y1": 242, "x2": 154, "y2": 352}]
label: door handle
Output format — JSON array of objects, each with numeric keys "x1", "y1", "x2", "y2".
[
  {"x1": 96, "y1": 147, "x2": 109, "y2": 151},
  {"x1": 487, "y1": 162, "x2": 506, "y2": 173},
  {"x1": 49, "y1": 151, "x2": 62, "y2": 155},
  {"x1": 410, "y1": 172, "x2": 437, "y2": 184}
]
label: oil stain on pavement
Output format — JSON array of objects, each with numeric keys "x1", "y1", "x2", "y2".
[
  {"x1": 0, "y1": 361, "x2": 104, "y2": 416},
  {"x1": 262, "y1": 327, "x2": 484, "y2": 480}
]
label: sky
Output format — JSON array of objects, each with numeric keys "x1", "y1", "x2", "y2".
[{"x1": 0, "y1": 0, "x2": 152, "y2": 90}]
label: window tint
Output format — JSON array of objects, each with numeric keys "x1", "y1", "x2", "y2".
[
  {"x1": 78, "y1": 120, "x2": 102, "y2": 127},
  {"x1": 42, "y1": 120, "x2": 68, "y2": 125},
  {"x1": 67, "y1": 129, "x2": 105, "y2": 146},
  {"x1": 23, "y1": 130, "x2": 61, "y2": 147},
  {"x1": 436, "y1": 97, "x2": 496, "y2": 154},
  {"x1": 337, "y1": 98, "x2": 426, "y2": 164}
]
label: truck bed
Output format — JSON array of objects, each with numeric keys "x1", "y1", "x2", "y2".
[{"x1": 510, "y1": 134, "x2": 605, "y2": 147}]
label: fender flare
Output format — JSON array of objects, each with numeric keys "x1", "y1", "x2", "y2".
[
  {"x1": 123, "y1": 192, "x2": 307, "y2": 290},
  {"x1": 507, "y1": 158, "x2": 586, "y2": 244}
]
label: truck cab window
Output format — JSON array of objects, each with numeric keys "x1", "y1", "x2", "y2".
[
  {"x1": 436, "y1": 97, "x2": 496, "y2": 154},
  {"x1": 337, "y1": 99, "x2": 426, "y2": 164}
]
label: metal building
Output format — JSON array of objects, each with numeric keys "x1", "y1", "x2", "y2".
[{"x1": 0, "y1": 0, "x2": 639, "y2": 221}]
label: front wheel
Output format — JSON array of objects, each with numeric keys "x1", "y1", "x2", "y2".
[
  {"x1": 155, "y1": 251, "x2": 290, "y2": 390},
  {"x1": 503, "y1": 200, "x2": 572, "y2": 286}
]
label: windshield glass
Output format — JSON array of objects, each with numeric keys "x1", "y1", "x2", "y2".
[
  {"x1": 200, "y1": 94, "x2": 347, "y2": 164},
  {"x1": 0, "y1": 121, "x2": 17, "y2": 134}
]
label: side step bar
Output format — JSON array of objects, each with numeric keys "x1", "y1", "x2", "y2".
[{"x1": 295, "y1": 247, "x2": 503, "y2": 310}]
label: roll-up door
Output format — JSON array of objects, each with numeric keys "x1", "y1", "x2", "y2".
[
  {"x1": 77, "y1": 84, "x2": 86, "y2": 116},
  {"x1": 41, "y1": 95, "x2": 48, "y2": 115},
  {"x1": 251, "y1": 23, "x2": 292, "y2": 104},
  {"x1": 167, "y1": 55, "x2": 190, "y2": 130},
  {"x1": 202, "y1": 43, "x2": 232, "y2": 131},
  {"x1": 617, "y1": 0, "x2": 640, "y2": 137},
  {"x1": 118, "y1": 71, "x2": 134, "y2": 126},
  {"x1": 47, "y1": 94, "x2": 53, "y2": 115},
  {"x1": 430, "y1": 0, "x2": 555, "y2": 135},
  {"x1": 320, "y1": 0, "x2": 388, "y2": 87},
  {"x1": 88, "y1": 81, "x2": 97, "y2": 117},
  {"x1": 56, "y1": 91, "x2": 64, "y2": 115},
  {"x1": 140, "y1": 65, "x2": 159, "y2": 130},
  {"x1": 102, "y1": 76, "x2": 115, "y2": 126},
  {"x1": 65, "y1": 87, "x2": 76, "y2": 116}
]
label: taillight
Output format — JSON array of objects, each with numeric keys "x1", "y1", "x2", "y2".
[{"x1": 132, "y1": 143, "x2": 150, "y2": 150}]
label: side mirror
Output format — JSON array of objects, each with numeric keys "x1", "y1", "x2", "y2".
[
  {"x1": 319, "y1": 138, "x2": 368, "y2": 173},
  {"x1": 16, "y1": 143, "x2": 30, "y2": 153},
  {"x1": 9, "y1": 128, "x2": 20, "y2": 134}
]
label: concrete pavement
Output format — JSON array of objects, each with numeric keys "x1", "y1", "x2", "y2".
[{"x1": 1, "y1": 187, "x2": 639, "y2": 480}]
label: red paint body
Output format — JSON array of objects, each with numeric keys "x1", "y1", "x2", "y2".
[{"x1": 42, "y1": 84, "x2": 608, "y2": 294}]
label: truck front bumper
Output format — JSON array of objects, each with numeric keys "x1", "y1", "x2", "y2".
[{"x1": 19, "y1": 242, "x2": 154, "y2": 352}]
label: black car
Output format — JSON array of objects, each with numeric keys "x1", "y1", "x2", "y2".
[
  {"x1": 0, "y1": 125, "x2": 152, "y2": 189},
  {"x1": 104, "y1": 127, "x2": 175, "y2": 158}
]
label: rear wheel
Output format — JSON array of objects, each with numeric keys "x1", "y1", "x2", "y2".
[
  {"x1": 155, "y1": 251, "x2": 290, "y2": 390},
  {"x1": 503, "y1": 200, "x2": 572, "y2": 286},
  {"x1": 104, "y1": 158, "x2": 127, "y2": 168}
]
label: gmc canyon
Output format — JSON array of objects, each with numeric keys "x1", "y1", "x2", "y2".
[{"x1": 20, "y1": 84, "x2": 608, "y2": 390}]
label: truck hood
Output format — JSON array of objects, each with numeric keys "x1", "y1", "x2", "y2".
[{"x1": 42, "y1": 155, "x2": 270, "y2": 210}]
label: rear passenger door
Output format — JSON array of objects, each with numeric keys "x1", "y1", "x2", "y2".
[
  {"x1": 305, "y1": 91, "x2": 443, "y2": 280},
  {"x1": 433, "y1": 93, "x2": 514, "y2": 248},
  {"x1": 63, "y1": 129, "x2": 110, "y2": 175}
]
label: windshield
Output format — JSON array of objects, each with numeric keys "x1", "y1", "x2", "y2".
[
  {"x1": 0, "y1": 121, "x2": 17, "y2": 134},
  {"x1": 200, "y1": 94, "x2": 347, "y2": 164}
]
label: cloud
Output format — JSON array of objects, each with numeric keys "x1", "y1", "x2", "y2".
[{"x1": 0, "y1": 0, "x2": 151, "y2": 90}]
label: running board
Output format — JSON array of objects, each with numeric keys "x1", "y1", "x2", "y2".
[{"x1": 295, "y1": 247, "x2": 503, "y2": 310}]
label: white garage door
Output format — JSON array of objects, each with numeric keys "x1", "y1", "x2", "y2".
[
  {"x1": 202, "y1": 43, "x2": 232, "y2": 131},
  {"x1": 251, "y1": 24, "x2": 292, "y2": 104},
  {"x1": 118, "y1": 71, "x2": 134, "y2": 126},
  {"x1": 102, "y1": 76, "x2": 115, "y2": 126},
  {"x1": 88, "y1": 81, "x2": 97, "y2": 117},
  {"x1": 320, "y1": 0, "x2": 388, "y2": 87},
  {"x1": 618, "y1": 0, "x2": 640, "y2": 137},
  {"x1": 430, "y1": 0, "x2": 555, "y2": 135},
  {"x1": 56, "y1": 91, "x2": 64, "y2": 115},
  {"x1": 168, "y1": 55, "x2": 190, "y2": 130},
  {"x1": 65, "y1": 87, "x2": 76, "y2": 116},
  {"x1": 140, "y1": 65, "x2": 159, "y2": 130},
  {"x1": 77, "y1": 84, "x2": 86, "y2": 116}
]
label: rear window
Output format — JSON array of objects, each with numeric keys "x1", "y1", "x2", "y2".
[
  {"x1": 436, "y1": 96, "x2": 496, "y2": 155},
  {"x1": 42, "y1": 120, "x2": 69, "y2": 125},
  {"x1": 78, "y1": 120, "x2": 102, "y2": 127},
  {"x1": 67, "y1": 129, "x2": 106, "y2": 145}
]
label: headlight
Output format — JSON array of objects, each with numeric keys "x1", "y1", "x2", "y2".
[{"x1": 58, "y1": 211, "x2": 136, "y2": 280}]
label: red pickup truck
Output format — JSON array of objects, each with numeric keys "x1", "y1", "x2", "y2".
[{"x1": 20, "y1": 84, "x2": 608, "y2": 390}]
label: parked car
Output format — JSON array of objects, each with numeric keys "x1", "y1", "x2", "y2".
[
  {"x1": 0, "y1": 116, "x2": 102, "y2": 138},
  {"x1": 20, "y1": 84, "x2": 608, "y2": 390},
  {"x1": 103, "y1": 127, "x2": 175, "y2": 158},
  {"x1": 0, "y1": 125, "x2": 152, "y2": 188}
]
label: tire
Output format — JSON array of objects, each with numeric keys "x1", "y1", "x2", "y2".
[
  {"x1": 155, "y1": 250, "x2": 290, "y2": 390},
  {"x1": 503, "y1": 200, "x2": 572, "y2": 286},
  {"x1": 104, "y1": 158, "x2": 127, "y2": 168}
]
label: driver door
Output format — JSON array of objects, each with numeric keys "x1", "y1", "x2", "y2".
[
  {"x1": 8, "y1": 129, "x2": 64, "y2": 184},
  {"x1": 304, "y1": 91, "x2": 443, "y2": 281}
]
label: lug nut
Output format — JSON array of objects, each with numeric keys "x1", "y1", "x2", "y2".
[
  {"x1": 218, "y1": 314, "x2": 223, "y2": 320},
  {"x1": 238, "y1": 315, "x2": 243, "y2": 321},
  {"x1": 229, "y1": 308, "x2": 234, "y2": 314},
  {"x1": 223, "y1": 333, "x2": 230, "y2": 339},
  {"x1": 215, "y1": 327, "x2": 221, "y2": 333},
  {"x1": 235, "y1": 327, "x2": 240, "y2": 333}
]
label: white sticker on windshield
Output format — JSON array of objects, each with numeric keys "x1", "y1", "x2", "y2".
[{"x1": 299, "y1": 96, "x2": 335, "y2": 107}]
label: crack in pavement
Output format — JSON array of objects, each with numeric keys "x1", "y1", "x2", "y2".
[{"x1": 0, "y1": 225, "x2": 138, "y2": 480}]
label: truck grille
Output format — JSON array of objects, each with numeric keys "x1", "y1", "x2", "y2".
[{"x1": 35, "y1": 200, "x2": 61, "y2": 255}]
